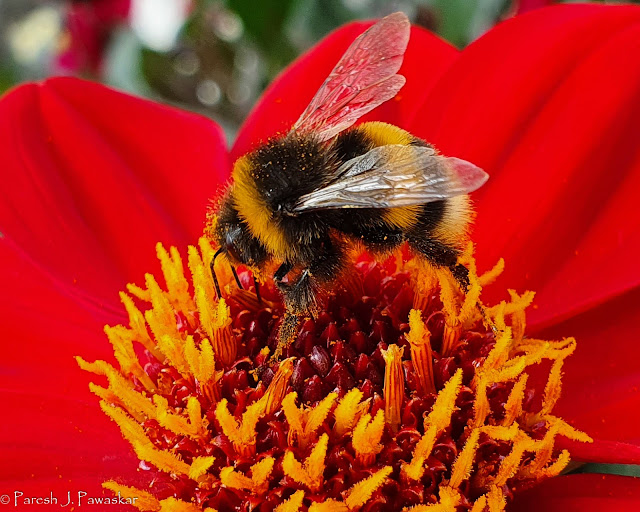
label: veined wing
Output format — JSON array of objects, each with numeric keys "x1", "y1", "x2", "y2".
[
  {"x1": 291, "y1": 12, "x2": 410, "y2": 143},
  {"x1": 293, "y1": 145, "x2": 489, "y2": 211}
]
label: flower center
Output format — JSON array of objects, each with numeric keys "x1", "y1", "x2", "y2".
[{"x1": 79, "y1": 239, "x2": 591, "y2": 512}]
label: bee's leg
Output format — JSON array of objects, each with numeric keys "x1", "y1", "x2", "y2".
[
  {"x1": 230, "y1": 264, "x2": 243, "y2": 289},
  {"x1": 272, "y1": 240, "x2": 344, "y2": 360},
  {"x1": 253, "y1": 275, "x2": 262, "y2": 302},
  {"x1": 450, "y1": 262, "x2": 470, "y2": 291},
  {"x1": 272, "y1": 261, "x2": 296, "y2": 360},
  {"x1": 273, "y1": 261, "x2": 294, "y2": 290}
]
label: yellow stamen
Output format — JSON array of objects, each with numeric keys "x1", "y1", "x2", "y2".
[
  {"x1": 403, "y1": 487, "x2": 460, "y2": 511},
  {"x1": 104, "y1": 324, "x2": 156, "y2": 391},
  {"x1": 102, "y1": 481, "x2": 160, "y2": 511},
  {"x1": 184, "y1": 336, "x2": 220, "y2": 402},
  {"x1": 449, "y1": 429, "x2": 481, "y2": 489},
  {"x1": 159, "y1": 497, "x2": 217, "y2": 512},
  {"x1": 402, "y1": 369, "x2": 463, "y2": 481},
  {"x1": 220, "y1": 456, "x2": 275, "y2": 495},
  {"x1": 157, "y1": 334, "x2": 190, "y2": 376},
  {"x1": 156, "y1": 243, "x2": 193, "y2": 316},
  {"x1": 263, "y1": 357, "x2": 294, "y2": 415},
  {"x1": 486, "y1": 486, "x2": 505, "y2": 512},
  {"x1": 406, "y1": 309, "x2": 435, "y2": 395},
  {"x1": 502, "y1": 374, "x2": 528, "y2": 426},
  {"x1": 145, "y1": 273, "x2": 180, "y2": 343},
  {"x1": 215, "y1": 398, "x2": 265, "y2": 457},
  {"x1": 118, "y1": 291, "x2": 159, "y2": 356},
  {"x1": 507, "y1": 290, "x2": 533, "y2": 344},
  {"x1": 334, "y1": 388, "x2": 368, "y2": 437},
  {"x1": 308, "y1": 501, "x2": 348, "y2": 512},
  {"x1": 78, "y1": 358, "x2": 155, "y2": 419},
  {"x1": 152, "y1": 395, "x2": 207, "y2": 439},
  {"x1": 382, "y1": 344, "x2": 404, "y2": 432},
  {"x1": 541, "y1": 342, "x2": 575, "y2": 416},
  {"x1": 274, "y1": 490, "x2": 305, "y2": 512},
  {"x1": 477, "y1": 258, "x2": 504, "y2": 288},
  {"x1": 469, "y1": 495, "x2": 487, "y2": 512},
  {"x1": 282, "y1": 433, "x2": 329, "y2": 493},
  {"x1": 282, "y1": 391, "x2": 337, "y2": 449},
  {"x1": 345, "y1": 466, "x2": 393, "y2": 510},
  {"x1": 352, "y1": 410, "x2": 385, "y2": 465},
  {"x1": 188, "y1": 456, "x2": 215, "y2": 480},
  {"x1": 494, "y1": 432, "x2": 534, "y2": 487}
]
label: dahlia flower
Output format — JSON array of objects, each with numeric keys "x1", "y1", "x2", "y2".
[{"x1": 1, "y1": 4, "x2": 639, "y2": 511}]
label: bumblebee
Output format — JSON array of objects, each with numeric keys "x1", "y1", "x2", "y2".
[{"x1": 207, "y1": 12, "x2": 488, "y2": 350}]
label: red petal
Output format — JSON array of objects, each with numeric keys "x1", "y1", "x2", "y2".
[
  {"x1": 511, "y1": 473, "x2": 640, "y2": 512},
  {"x1": 0, "y1": 391, "x2": 141, "y2": 498},
  {"x1": 0, "y1": 78, "x2": 227, "y2": 491},
  {"x1": 0, "y1": 78, "x2": 229, "y2": 311},
  {"x1": 232, "y1": 22, "x2": 457, "y2": 161},
  {"x1": 0, "y1": 240, "x2": 138, "y2": 490},
  {"x1": 534, "y1": 286, "x2": 640, "y2": 462},
  {"x1": 409, "y1": 4, "x2": 640, "y2": 329}
]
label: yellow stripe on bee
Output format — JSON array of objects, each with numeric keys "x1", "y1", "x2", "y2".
[
  {"x1": 231, "y1": 156, "x2": 292, "y2": 260},
  {"x1": 359, "y1": 121, "x2": 414, "y2": 146},
  {"x1": 432, "y1": 195, "x2": 472, "y2": 248},
  {"x1": 359, "y1": 122, "x2": 420, "y2": 230},
  {"x1": 382, "y1": 206, "x2": 421, "y2": 229}
]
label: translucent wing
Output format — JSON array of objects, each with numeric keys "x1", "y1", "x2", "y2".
[
  {"x1": 293, "y1": 145, "x2": 489, "y2": 212},
  {"x1": 291, "y1": 12, "x2": 410, "y2": 142}
]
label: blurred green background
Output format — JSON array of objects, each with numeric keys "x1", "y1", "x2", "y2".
[{"x1": 0, "y1": 0, "x2": 634, "y2": 141}]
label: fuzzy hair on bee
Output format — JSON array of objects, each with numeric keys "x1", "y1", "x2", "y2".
[{"x1": 206, "y1": 12, "x2": 488, "y2": 354}]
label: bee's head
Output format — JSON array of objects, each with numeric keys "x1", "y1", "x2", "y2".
[{"x1": 214, "y1": 194, "x2": 267, "y2": 269}]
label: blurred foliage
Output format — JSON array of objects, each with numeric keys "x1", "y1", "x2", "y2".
[{"x1": 1, "y1": 0, "x2": 639, "y2": 139}]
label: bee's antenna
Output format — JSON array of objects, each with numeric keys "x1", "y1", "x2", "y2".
[
  {"x1": 210, "y1": 248, "x2": 224, "y2": 299},
  {"x1": 254, "y1": 275, "x2": 262, "y2": 302},
  {"x1": 230, "y1": 265, "x2": 243, "y2": 290}
]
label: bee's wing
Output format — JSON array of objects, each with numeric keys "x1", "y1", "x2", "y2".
[
  {"x1": 292, "y1": 145, "x2": 489, "y2": 211},
  {"x1": 290, "y1": 12, "x2": 410, "y2": 143}
]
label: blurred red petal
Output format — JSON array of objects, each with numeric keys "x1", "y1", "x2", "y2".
[
  {"x1": 516, "y1": 0, "x2": 555, "y2": 15},
  {"x1": 409, "y1": 4, "x2": 640, "y2": 329},
  {"x1": 232, "y1": 21, "x2": 457, "y2": 160},
  {"x1": 511, "y1": 473, "x2": 640, "y2": 512},
  {"x1": 0, "y1": 78, "x2": 229, "y2": 311}
]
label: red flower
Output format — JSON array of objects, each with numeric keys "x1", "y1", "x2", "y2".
[
  {"x1": 56, "y1": 0, "x2": 131, "y2": 74},
  {"x1": 1, "y1": 4, "x2": 639, "y2": 510}
]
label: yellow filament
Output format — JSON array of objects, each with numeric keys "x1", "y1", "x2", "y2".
[
  {"x1": 263, "y1": 357, "x2": 294, "y2": 415},
  {"x1": 282, "y1": 434, "x2": 329, "y2": 493},
  {"x1": 215, "y1": 398, "x2": 265, "y2": 457},
  {"x1": 402, "y1": 370, "x2": 463, "y2": 481},
  {"x1": 449, "y1": 429, "x2": 481, "y2": 488},
  {"x1": 274, "y1": 490, "x2": 305, "y2": 512},
  {"x1": 220, "y1": 457, "x2": 275, "y2": 495},
  {"x1": 352, "y1": 410, "x2": 385, "y2": 465},
  {"x1": 102, "y1": 482, "x2": 160, "y2": 511},
  {"x1": 382, "y1": 344, "x2": 404, "y2": 432},
  {"x1": 406, "y1": 309, "x2": 435, "y2": 395},
  {"x1": 282, "y1": 391, "x2": 337, "y2": 449},
  {"x1": 345, "y1": 466, "x2": 393, "y2": 510},
  {"x1": 334, "y1": 388, "x2": 367, "y2": 437}
]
